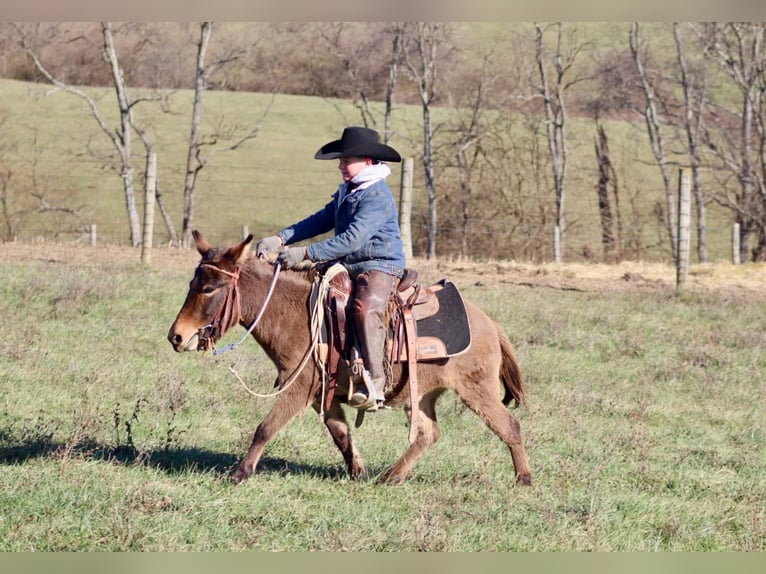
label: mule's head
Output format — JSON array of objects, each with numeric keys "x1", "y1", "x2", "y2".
[{"x1": 167, "y1": 230, "x2": 253, "y2": 352}]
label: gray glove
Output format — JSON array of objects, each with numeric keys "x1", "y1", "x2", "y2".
[
  {"x1": 276, "y1": 246, "x2": 308, "y2": 269},
  {"x1": 255, "y1": 235, "x2": 282, "y2": 259}
]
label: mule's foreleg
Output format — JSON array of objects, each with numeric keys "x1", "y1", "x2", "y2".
[
  {"x1": 381, "y1": 390, "x2": 443, "y2": 484},
  {"x1": 231, "y1": 380, "x2": 315, "y2": 485},
  {"x1": 313, "y1": 400, "x2": 366, "y2": 480}
]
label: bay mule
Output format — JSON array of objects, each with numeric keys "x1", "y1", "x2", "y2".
[{"x1": 167, "y1": 231, "x2": 532, "y2": 486}]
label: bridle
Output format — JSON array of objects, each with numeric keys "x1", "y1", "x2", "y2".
[
  {"x1": 196, "y1": 261, "x2": 281, "y2": 355},
  {"x1": 193, "y1": 258, "x2": 335, "y2": 410}
]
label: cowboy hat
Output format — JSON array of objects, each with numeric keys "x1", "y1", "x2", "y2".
[{"x1": 314, "y1": 127, "x2": 401, "y2": 162}]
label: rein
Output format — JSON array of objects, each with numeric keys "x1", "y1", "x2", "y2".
[{"x1": 198, "y1": 259, "x2": 329, "y2": 405}]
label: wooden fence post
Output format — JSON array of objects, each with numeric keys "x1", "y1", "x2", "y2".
[
  {"x1": 553, "y1": 226, "x2": 562, "y2": 263},
  {"x1": 242, "y1": 225, "x2": 250, "y2": 240},
  {"x1": 141, "y1": 152, "x2": 157, "y2": 265},
  {"x1": 732, "y1": 223, "x2": 741, "y2": 265},
  {"x1": 676, "y1": 167, "x2": 691, "y2": 291},
  {"x1": 399, "y1": 157, "x2": 413, "y2": 260},
  {"x1": 90, "y1": 224, "x2": 97, "y2": 246}
]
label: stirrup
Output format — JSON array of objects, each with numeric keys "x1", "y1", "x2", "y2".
[
  {"x1": 349, "y1": 382, "x2": 380, "y2": 411},
  {"x1": 347, "y1": 364, "x2": 384, "y2": 411}
]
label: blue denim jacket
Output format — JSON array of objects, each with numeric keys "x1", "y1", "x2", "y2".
[{"x1": 278, "y1": 179, "x2": 406, "y2": 278}]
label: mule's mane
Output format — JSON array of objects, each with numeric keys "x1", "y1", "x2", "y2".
[{"x1": 239, "y1": 254, "x2": 318, "y2": 286}]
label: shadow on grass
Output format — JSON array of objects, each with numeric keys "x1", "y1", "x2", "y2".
[{"x1": 0, "y1": 429, "x2": 347, "y2": 482}]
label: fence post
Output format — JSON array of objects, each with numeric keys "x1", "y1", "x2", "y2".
[
  {"x1": 242, "y1": 225, "x2": 250, "y2": 240},
  {"x1": 90, "y1": 224, "x2": 97, "y2": 246},
  {"x1": 399, "y1": 157, "x2": 414, "y2": 260},
  {"x1": 676, "y1": 167, "x2": 691, "y2": 291},
  {"x1": 732, "y1": 223, "x2": 741, "y2": 265},
  {"x1": 553, "y1": 226, "x2": 562, "y2": 263},
  {"x1": 141, "y1": 152, "x2": 157, "y2": 265}
]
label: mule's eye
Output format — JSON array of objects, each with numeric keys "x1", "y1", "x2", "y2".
[{"x1": 202, "y1": 285, "x2": 216, "y2": 295}]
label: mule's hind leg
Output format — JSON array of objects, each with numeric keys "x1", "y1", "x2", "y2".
[
  {"x1": 381, "y1": 389, "x2": 444, "y2": 484},
  {"x1": 313, "y1": 400, "x2": 366, "y2": 480},
  {"x1": 231, "y1": 380, "x2": 314, "y2": 485},
  {"x1": 460, "y1": 389, "x2": 532, "y2": 485}
]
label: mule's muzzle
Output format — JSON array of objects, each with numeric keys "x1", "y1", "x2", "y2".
[{"x1": 167, "y1": 327, "x2": 200, "y2": 352}]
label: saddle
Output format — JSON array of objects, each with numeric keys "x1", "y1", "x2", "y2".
[{"x1": 312, "y1": 264, "x2": 471, "y2": 439}]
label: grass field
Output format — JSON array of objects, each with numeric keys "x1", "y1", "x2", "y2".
[{"x1": 0, "y1": 241, "x2": 763, "y2": 551}]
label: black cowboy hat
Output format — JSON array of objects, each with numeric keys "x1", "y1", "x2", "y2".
[{"x1": 314, "y1": 126, "x2": 401, "y2": 162}]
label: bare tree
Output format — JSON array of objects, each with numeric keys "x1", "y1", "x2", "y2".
[
  {"x1": 15, "y1": 23, "x2": 142, "y2": 245},
  {"x1": 180, "y1": 22, "x2": 272, "y2": 248},
  {"x1": 403, "y1": 22, "x2": 450, "y2": 259},
  {"x1": 313, "y1": 22, "x2": 404, "y2": 144},
  {"x1": 629, "y1": 22, "x2": 678, "y2": 260},
  {"x1": 532, "y1": 22, "x2": 586, "y2": 261},
  {"x1": 700, "y1": 22, "x2": 766, "y2": 261},
  {"x1": 382, "y1": 22, "x2": 405, "y2": 144},
  {"x1": 0, "y1": 121, "x2": 85, "y2": 240},
  {"x1": 673, "y1": 22, "x2": 709, "y2": 263},
  {"x1": 594, "y1": 122, "x2": 621, "y2": 260},
  {"x1": 442, "y1": 51, "x2": 501, "y2": 258},
  {"x1": 13, "y1": 22, "x2": 172, "y2": 247}
]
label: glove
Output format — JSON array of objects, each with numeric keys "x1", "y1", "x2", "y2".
[
  {"x1": 255, "y1": 235, "x2": 282, "y2": 259},
  {"x1": 276, "y1": 246, "x2": 308, "y2": 269}
]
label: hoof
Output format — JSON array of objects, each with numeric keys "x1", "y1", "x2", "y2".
[
  {"x1": 380, "y1": 471, "x2": 406, "y2": 485},
  {"x1": 517, "y1": 473, "x2": 532, "y2": 486},
  {"x1": 231, "y1": 468, "x2": 250, "y2": 485}
]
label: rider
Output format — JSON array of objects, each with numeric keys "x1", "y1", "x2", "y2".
[{"x1": 255, "y1": 127, "x2": 406, "y2": 411}]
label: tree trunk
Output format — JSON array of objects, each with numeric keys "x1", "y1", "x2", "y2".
[
  {"x1": 595, "y1": 123, "x2": 616, "y2": 259},
  {"x1": 673, "y1": 23, "x2": 708, "y2": 263},
  {"x1": 102, "y1": 22, "x2": 141, "y2": 246},
  {"x1": 535, "y1": 23, "x2": 570, "y2": 261},
  {"x1": 182, "y1": 21, "x2": 213, "y2": 248},
  {"x1": 455, "y1": 140, "x2": 473, "y2": 257},
  {"x1": 403, "y1": 22, "x2": 443, "y2": 259},
  {"x1": 630, "y1": 22, "x2": 677, "y2": 260},
  {"x1": 383, "y1": 23, "x2": 404, "y2": 144}
]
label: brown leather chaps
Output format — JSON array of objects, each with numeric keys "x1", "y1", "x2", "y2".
[{"x1": 351, "y1": 270, "x2": 399, "y2": 386}]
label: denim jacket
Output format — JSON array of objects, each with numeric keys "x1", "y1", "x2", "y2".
[{"x1": 278, "y1": 177, "x2": 406, "y2": 279}]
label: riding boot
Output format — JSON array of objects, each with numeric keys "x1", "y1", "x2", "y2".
[{"x1": 348, "y1": 270, "x2": 398, "y2": 410}]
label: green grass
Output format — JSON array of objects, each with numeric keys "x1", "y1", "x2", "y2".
[{"x1": 0, "y1": 249, "x2": 763, "y2": 550}]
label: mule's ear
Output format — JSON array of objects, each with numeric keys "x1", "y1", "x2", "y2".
[
  {"x1": 192, "y1": 230, "x2": 212, "y2": 256},
  {"x1": 231, "y1": 234, "x2": 254, "y2": 265}
]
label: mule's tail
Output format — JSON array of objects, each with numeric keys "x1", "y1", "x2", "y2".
[{"x1": 497, "y1": 324, "x2": 526, "y2": 408}]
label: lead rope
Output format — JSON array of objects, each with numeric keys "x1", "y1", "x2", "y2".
[
  {"x1": 227, "y1": 263, "x2": 346, "y2": 410},
  {"x1": 213, "y1": 262, "x2": 281, "y2": 356}
]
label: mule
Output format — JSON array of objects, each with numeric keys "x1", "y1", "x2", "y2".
[{"x1": 167, "y1": 231, "x2": 532, "y2": 486}]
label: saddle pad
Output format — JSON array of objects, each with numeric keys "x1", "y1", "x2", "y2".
[{"x1": 416, "y1": 280, "x2": 471, "y2": 357}]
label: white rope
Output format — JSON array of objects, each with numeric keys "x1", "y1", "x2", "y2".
[
  {"x1": 213, "y1": 262, "x2": 281, "y2": 356},
  {"x1": 228, "y1": 263, "x2": 348, "y2": 410}
]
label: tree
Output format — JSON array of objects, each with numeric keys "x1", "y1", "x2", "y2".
[
  {"x1": 312, "y1": 22, "x2": 405, "y2": 143},
  {"x1": 14, "y1": 22, "x2": 175, "y2": 247},
  {"x1": 699, "y1": 23, "x2": 766, "y2": 262},
  {"x1": 180, "y1": 22, "x2": 272, "y2": 248},
  {"x1": 532, "y1": 22, "x2": 587, "y2": 261},
  {"x1": 630, "y1": 22, "x2": 678, "y2": 260},
  {"x1": 403, "y1": 22, "x2": 450, "y2": 259},
  {"x1": 594, "y1": 122, "x2": 621, "y2": 260},
  {"x1": 16, "y1": 23, "x2": 141, "y2": 245},
  {"x1": 673, "y1": 22, "x2": 710, "y2": 263}
]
